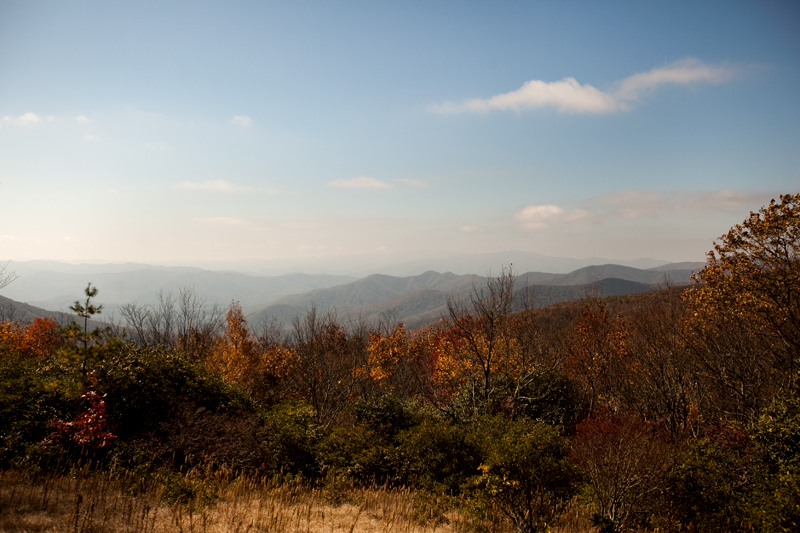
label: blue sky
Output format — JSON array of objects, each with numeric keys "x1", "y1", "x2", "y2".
[{"x1": 0, "y1": 0, "x2": 798, "y2": 267}]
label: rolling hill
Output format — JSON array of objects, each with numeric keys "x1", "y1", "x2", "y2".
[{"x1": 247, "y1": 265, "x2": 694, "y2": 329}]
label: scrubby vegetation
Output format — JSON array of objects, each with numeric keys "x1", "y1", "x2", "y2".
[{"x1": 1, "y1": 194, "x2": 798, "y2": 532}]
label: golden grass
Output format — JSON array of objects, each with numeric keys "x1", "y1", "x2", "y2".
[{"x1": 0, "y1": 469, "x2": 592, "y2": 533}]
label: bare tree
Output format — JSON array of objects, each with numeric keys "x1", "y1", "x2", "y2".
[
  {"x1": 0, "y1": 261, "x2": 18, "y2": 292},
  {"x1": 290, "y1": 306, "x2": 368, "y2": 428},
  {"x1": 119, "y1": 286, "x2": 222, "y2": 358},
  {"x1": 445, "y1": 266, "x2": 516, "y2": 411}
]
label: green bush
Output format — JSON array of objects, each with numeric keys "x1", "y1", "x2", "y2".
[
  {"x1": 466, "y1": 416, "x2": 582, "y2": 533},
  {"x1": 352, "y1": 394, "x2": 418, "y2": 441},
  {"x1": 667, "y1": 424, "x2": 758, "y2": 531},
  {"x1": 259, "y1": 400, "x2": 320, "y2": 479},
  {"x1": 751, "y1": 394, "x2": 800, "y2": 532},
  {"x1": 397, "y1": 418, "x2": 479, "y2": 493},
  {"x1": 315, "y1": 424, "x2": 398, "y2": 484}
]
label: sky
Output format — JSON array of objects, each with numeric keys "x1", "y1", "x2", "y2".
[{"x1": 0, "y1": 0, "x2": 798, "y2": 269}]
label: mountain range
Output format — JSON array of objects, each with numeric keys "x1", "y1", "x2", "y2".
[
  {"x1": 0, "y1": 258, "x2": 705, "y2": 330},
  {"x1": 248, "y1": 263, "x2": 703, "y2": 329}
]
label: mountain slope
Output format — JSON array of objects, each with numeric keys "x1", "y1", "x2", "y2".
[
  {"x1": 1, "y1": 269, "x2": 357, "y2": 315},
  {"x1": 248, "y1": 270, "x2": 665, "y2": 329}
]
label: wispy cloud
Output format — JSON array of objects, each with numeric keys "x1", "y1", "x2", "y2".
[
  {"x1": 82, "y1": 134, "x2": 100, "y2": 142},
  {"x1": 430, "y1": 58, "x2": 736, "y2": 115},
  {"x1": 1, "y1": 112, "x2": 56, "y2": 127},
  {"x1": 76, "y1": 115, "x2": 90, "y2": 123},
  {"x1": 614, "y1": 58, "x2": 735, "y2": 103},
  {"x1": 230, "y1": 115, "x2": 253, "y2": 127},
  {"x1": 514, "y1": 189, "x2": 772, "y2": 230},
  {"x1": 328, "y1": 176, "x2": 394, "y2": 190},
  {"x1": 176, "y1": 180, "x2": 250, "y2": 192},
  {"x1": 460, "y1": 225, "x2": 482, "y2": 233},
  {"x1": 591, "y1": 189, "x2": 769, "y2": 218},
  {"x1": 432, "y1": 78, "x2": 617, "y2": 114},
  {"x1": 513, "y1": 204, "x2": 591, "y2": 229}
]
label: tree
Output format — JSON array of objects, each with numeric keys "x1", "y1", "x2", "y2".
[
  {"x1": 685, "y1": 193, "x2": 800, "y2": 419},
  {"x1": 208, "y1": 301, "x2": 260, "y2": 393},
  {"x1": 469, "y1": 416, "x2": 582, "y2": 533},
  {"x1": 70, "y1": 283, "x2": 103, "y2": 350},
  {"x1": 443, "y1": 266, "x2": 550, "y2": 416},
  {"x1": 0, "y1": 261, "x2": 17, "y2": 292},
  {"x1": 570, "y1": 413, "x2": 673, "y2": 532},
  {"x1": 290, "y1": 307, "x2": 368, "y2": 428}
]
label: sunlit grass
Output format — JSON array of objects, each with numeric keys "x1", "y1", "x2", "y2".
[{"x1": 0, "y1": 468, "x2": 595, "y2": 533}]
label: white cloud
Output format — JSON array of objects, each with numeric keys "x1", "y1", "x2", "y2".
[
  {"x1": 328, "y1": 176, "x2": 394, "y2": 190},
  {"x1": 1, "y1": 112, "x2": 56, "y2": 127},
  {"x1": 513, "y1": 204, "x2": 591, "y2": 229},
  {"x1": 614, "y1": 58, "x2": 735, "y2": 102},
  {"x1": 431, "y1": 78, "x2": 618, "y2": 114},
  {"x1": 460, "y1": 225, "x2": 482, "y2": 233},
  {"x1": 176, "y1": 180, "x2": 249, "y2": 192},
  {"x1": 592, "y1": 189, "x2": 769, "y2": 218},
  {"x1": 430, "y1": 58, "x2": 735, "y2": 115},
  {"x1": 230, "y1": 115, "x2": 253, "y2": 127},
  {"x1": 76, "y1": 115, "x2": 90, "y2": 123},
  {"x1": 514, "y1": 189, "x2": 774, "y2": 230},
  {"x1": 82, "y1": 134, "x2": 100, "y2": 141}
]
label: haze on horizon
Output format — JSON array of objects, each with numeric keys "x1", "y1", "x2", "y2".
[{"x1": 1, "y1": 1, "x2": 798, "y2": 269}]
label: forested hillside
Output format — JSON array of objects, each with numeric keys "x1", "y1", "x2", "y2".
[{"x1": 0, "y1": 195, "x2": 798, "y2": 533}]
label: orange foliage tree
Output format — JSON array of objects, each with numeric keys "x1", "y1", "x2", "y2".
[
  {"x1": 0, "y1": 317, "x2": 62, "y2": 358},
  {"x1": 208, "y1": 302, "x2": 261, "y2": 394},
  {"x1": 566, "y1": 300, "x2": 628, "y2": 413},
  {"x1": 685, "y1": 193, "x2": 800, "y2": 421}
]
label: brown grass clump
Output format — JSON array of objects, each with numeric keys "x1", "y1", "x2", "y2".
[
  {"x1": 0, "y1": 468, "x2": 594, "y2": 533},
  {"x1": 0, "y1": 469, "x2": 470, "y2": 533}
]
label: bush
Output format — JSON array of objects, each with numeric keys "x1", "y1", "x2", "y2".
[
  {"x1": 397, "y1": 418, "x2": 479, "y2": 493},
  {"x1": 315, "y1": 424, "x2": 398, "y2": 484},
  {"x1": 259, "y1": 400, "x2": 320, "y2": 479},
  {"x1": 351, "y1": 394, "x2": 418, "y2": 441},
  {"x1": 751, "y1": 394, "x2": 800, "y2": 532},
  {"x1": 570, "y1": 413, "x2": 674, "y2": 533},
  {"x1": 467, "y1": 416, "x2": 582, "y2": 533},
  {"x1": 667, "y1": 424, "x2": 758, "y2": 531}
]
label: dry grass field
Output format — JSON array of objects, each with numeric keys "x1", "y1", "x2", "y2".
[{"x1": 0, "y1": 469, "x2": 593, "y2": 533}]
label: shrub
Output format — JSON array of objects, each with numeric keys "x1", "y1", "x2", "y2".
[
  {"x1": 259, "y1": 400, "x2": 320, "y2": 479},
  {"x1": 570, "y1": 412, "x2": 673, "y2": 532},
  {"x1": 397, "y1": 418, "x2": 479, "y2": 493},
  {"x1": 667, "y1": 423, "x2": 758, "y2": 531},
  {"x1": 467, "y1": 416, "x2": 582, "y2": 533}
]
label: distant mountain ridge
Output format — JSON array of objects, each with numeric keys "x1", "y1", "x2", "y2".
[
  {"x1": 247, "y1": 263, "x2": 700, "y2": 329},
  {"x1": 0, "y1": 259, "x2": 704, "y2": 328},
  {"x1": 2, "y1": 262, "x2": 357, "y2": 316}
]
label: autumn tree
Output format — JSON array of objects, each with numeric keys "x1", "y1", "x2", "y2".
[
  {"x1": 0, "y1": 317, "x2": 62, "y2": 359},
  {"x1": 290, "y1": 307, "x2": 368, "y2": 428},
  {"x1": 566, "y1": 300, "x2": 627, "y2": 413},
  {"x1": 624, "y1": 288, "x2": 699, "y2": 439},
  {"x1": 442, "y1": 266, "x2": 555, "y2": 417},
  {"x1": 208, "y1": 301, "x2": 261, "y2": 394},
  {"x1": 571, "y1": 413, "x2": 673, "y2": 532},
  {"x1": 685, "y1": 193, "x2": 800, "y2": 421}
]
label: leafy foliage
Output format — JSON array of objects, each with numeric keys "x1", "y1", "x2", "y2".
[{"x1": 468, "y1": 416, "x2": 582, "y2": 533}]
